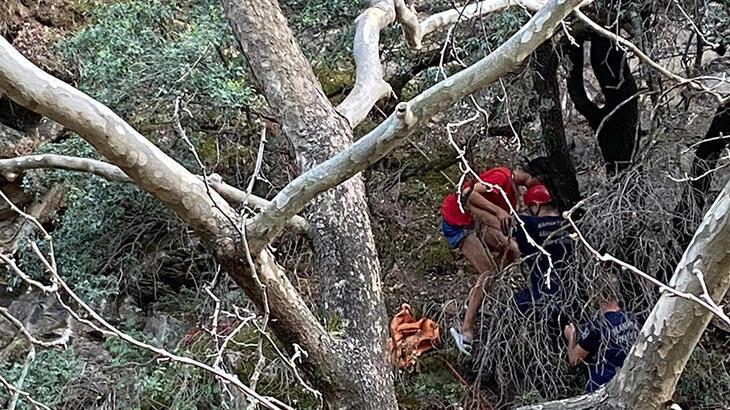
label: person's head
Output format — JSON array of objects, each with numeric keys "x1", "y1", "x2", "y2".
[
  {"x1": 524, "y1": 184, "x2": 558, "y2": 216},
  {"x1": 513, "y1": 156, "x2": 551, "y2": 188},
  {"x1": 592, "y1": 273, "x2": 621, "y2": 311}
]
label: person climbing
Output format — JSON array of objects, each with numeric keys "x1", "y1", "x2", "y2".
[
  {"x1": 563, "y1": 274, "x2": 641, "y2": 392},
  {"x1": 443, "y1": 157, "x2": 552, "y2": 355}
]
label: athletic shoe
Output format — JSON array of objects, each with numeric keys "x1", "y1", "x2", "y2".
[{"x1": 450, "y1": 327, "x2": 473, "y2": 356}]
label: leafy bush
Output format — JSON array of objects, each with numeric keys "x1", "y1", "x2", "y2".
[
  {"x1": 62, "y1": 0, "x2": 258, "y2": 117},
  {"x1": 13, "y1": 135, "x2": 178, "y2": 301},
  {"x1": 676, "y1": 343, "x2": 730, "y2": 408},
  {"x1": 0, "y1": 349, "x2": 81, "y2": 410}
]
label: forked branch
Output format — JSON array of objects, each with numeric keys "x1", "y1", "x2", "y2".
[
  {"x1": 341, "y1": 0, "x2": 547, "y2": 127},
  {"x1": 248, "y1": 0, "x2": 585, "y2": 250}
]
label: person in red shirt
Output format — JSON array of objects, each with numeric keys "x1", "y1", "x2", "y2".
[{"x1": 443, "y1": 157, "x2": 553, "y2": 355}]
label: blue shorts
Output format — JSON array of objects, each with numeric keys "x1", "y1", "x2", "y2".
[{"x1": 441, "y1": 219, "x2": 473, "y2": 249}]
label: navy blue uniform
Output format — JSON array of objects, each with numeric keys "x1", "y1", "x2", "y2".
[
  {"x1": 512, "y1": 215, "x2": 572, "y2": 312},
  {"x1": 578, "y1": 311, "x2": 641, "y2": 392}
]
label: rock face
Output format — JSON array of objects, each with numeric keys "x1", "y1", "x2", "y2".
[
  {"x1": 0, "y1": 292, "x2": 72, "y2": 360},
  {"x1": 0, "y1": 0, "x2": 80, "y2": 83}
]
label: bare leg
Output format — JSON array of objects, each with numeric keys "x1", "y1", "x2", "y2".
[
  {"x1": 458, "y1": 233, "x2": 497, "y2": 339},
  {"x1": 467, "y1": 206, "x2": 518, "y2": 266},
  {"x1": 460, "y1": 232, "x2": 497, "y2": 275},
  {"x1": 461, "y1": 270, "x2": 494, "y2": 338},
  {"x1": 480, "y1": 225, "x2": 519, "y2": 267}
]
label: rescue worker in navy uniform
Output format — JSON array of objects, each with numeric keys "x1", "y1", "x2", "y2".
[
  {"x1": 510, "y1": 184, "x2": 575, "y2": 349},
  {"x1": 564, "y1": 274, "x2": 641, "y2": 392},
  {"x1": 511, "y1": 184, "x2": 572, "y2": 313}
]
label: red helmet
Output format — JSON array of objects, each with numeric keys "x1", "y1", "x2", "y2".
[{"x1": 524, "y1": 184, "x2": 552, "y2": 207}]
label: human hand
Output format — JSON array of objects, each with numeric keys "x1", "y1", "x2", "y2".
[
  {"x1": 498, "y1": 210, "x2": 513, "y2": 236},
  {"x1": 563, "y1": 324, "x2": 576, "y2": 341}
]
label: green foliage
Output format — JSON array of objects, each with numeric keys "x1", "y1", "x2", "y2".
[
  {"x1": 103, "y1": 330, "x2": 221, "y2": 410},
  {"x1": 511, "y1": 389, "x2": 552, "y2": 407},
  {"x1": 12, "y1": 135, "x2": 178, "y2": 300},
  {"x1": 61, "y1": 0, "x2": 258, "y2": 117},
  {"x1": 676, "y1": 344, "x2": 730, "y2": 408},
  {"x1": 136, "y1": 364, "x2": 219, "y2": 410},
  {"x1": 0, "y1": 349, "x2": 81, "y2": 410},
  {"x1": 394, "y1": 351, "x2": 466, "y2": 409}
]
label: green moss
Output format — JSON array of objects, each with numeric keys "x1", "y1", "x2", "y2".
[
  {"x1": 326, "y1": 311, "x2": 345, "y2": 337},
  {"x1": 314, "y1": 65, "x2": 355, "y2": 98},
  {"x1": 197, "y1": 134, "x2": 219, "y2": 162},
  {"x1": 420, "y1": 171, "x2": 452, "y2": 199}
]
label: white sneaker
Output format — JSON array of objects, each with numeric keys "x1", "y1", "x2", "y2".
[{"x1": 450, "y1": 327, "x2": 473, "y2": 356}]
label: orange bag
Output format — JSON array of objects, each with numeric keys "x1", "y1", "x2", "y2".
[{"x1": 387, "y1": 303, "x2": 440, "y2": 368}]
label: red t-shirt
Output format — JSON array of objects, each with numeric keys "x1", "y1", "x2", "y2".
[{"x1": 441, "y1": 167, "x2": 516, "y2": 227}]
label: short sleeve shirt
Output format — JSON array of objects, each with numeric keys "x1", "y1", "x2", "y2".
[
  {"x1": 578, "y1": 311, "x2": 641, "y2": 392},
  {"x1": 441, "y1": 167, "x2": 516, "y2": 227}
]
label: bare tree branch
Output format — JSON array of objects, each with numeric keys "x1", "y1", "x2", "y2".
[
  {"x1": 0, "y1": 154, "x2": 310, "y2": 234},
  {"x1": 574, "y1": 10, "x2": 730, "y2": 104},
  {"x1": 0, "y1": 372, "x2": 50, "y2": 410},
  {"x1": 419, "y1": 0, "x2": 545, "y2": 44},
  {"x1": 0, "y1": 154, "x2": 129, "y2": 181},
  {"x1": 0, "y1": 185, "x2": 64, "y2": 255},
  {"x1": 0, "y1": 38, "x2": 237, "y2": 239},
  {"x1": 337, "y1": 0, "x2": 395, "y2": 127},
  {"x1": 247, "y1": 0, "x2": 586, "y2": 251},
  {"x1": 340, "y1": 0, "x2": 547, "y2": 127}
]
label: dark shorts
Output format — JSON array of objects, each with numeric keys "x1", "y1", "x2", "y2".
[
  {"x1": 441, "y1": 219, "x2": 474, "y2": 249},
  {"x1": 514, "y1": 287, "x2": 550, "y2": 315}
]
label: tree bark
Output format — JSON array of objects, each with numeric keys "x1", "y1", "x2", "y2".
[
  {"x1": 222, "y1": 0, "x2": 395, "y2": 408},
  {"x1": 566, "y1": 33, "x2": 639, "y2": 174},
  {"x1": 683, "y1": 102, "x2": 730, "y2": 213},
  {"x1": 531, "y1": 39, "x2": 581, "y2": 210}
]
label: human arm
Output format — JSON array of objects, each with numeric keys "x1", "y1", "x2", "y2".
[
  {"x1": 564, "y1": 323, "x2": 591, "y2": 366},
  {"x1": 467, "y1": 183, "x2": 512, "y2": 234},
  {"x1": 512, "y1": 215, "x2": 539, "y2": 255}
]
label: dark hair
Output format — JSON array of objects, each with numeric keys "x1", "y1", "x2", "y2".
[
  {"x1": 521, "y1": 156, "x2": 566, "y2": 212},
  {"x1": 521, "y1": 156, "x2": 552, "y2": 182}
]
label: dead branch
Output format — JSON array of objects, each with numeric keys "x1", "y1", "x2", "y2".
[
  {"x1": 6, "y1": 236, "x2": 289, "y2": 410},
  {"x1": 418, "y1": 0, "x2": 545, "y2": 46},
  {"x1": 0, "y1": 372, "x2": 50, "y2": 410},
  {"x1": 574, "y1": 10, "x2": 730, "y2": 105},
  {"x1": 0, "y1": 184, "x2": 64, "y2": 255}
]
